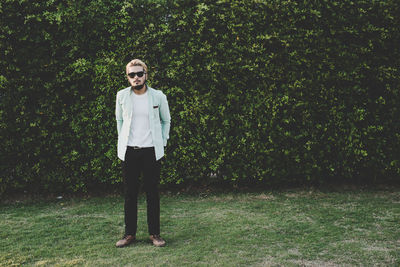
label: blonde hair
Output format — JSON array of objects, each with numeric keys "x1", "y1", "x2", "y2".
[{"x1": 126, "y1": 59, "x2": 148, "y2": 74}]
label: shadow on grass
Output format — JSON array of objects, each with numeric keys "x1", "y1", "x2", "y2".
[{"x1": 1, "y1": 175, "x2": 399, "y2": 205}]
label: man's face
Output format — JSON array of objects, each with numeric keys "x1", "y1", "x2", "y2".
[{"x1": 127, "y1": 66, "x2": 147, "y2": 89}]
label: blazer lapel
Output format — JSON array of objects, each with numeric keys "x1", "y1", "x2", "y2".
[{"x1": 147, "y1": 87, "x2": 154, "y2": 122}]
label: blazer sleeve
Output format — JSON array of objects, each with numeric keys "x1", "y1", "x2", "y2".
[
  {"x1": 115, "y1": 92, "x2": 123, "y2": 135},
  {"x1": 159, "y1": 93, "x2": 171, "y2": 146}
]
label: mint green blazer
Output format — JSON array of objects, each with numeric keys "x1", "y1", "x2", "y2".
[{"x1": 115, "y1": 86, "x2": 171, "y2": 161}]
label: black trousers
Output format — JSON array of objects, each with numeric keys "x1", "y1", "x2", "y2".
[{"x1": 122, "y1": 146, "x2": 161, "y2": 236}]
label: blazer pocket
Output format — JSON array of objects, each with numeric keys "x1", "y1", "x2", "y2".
[{"x1": 153, "y1": 108, "x2": 160, "y2": 119}]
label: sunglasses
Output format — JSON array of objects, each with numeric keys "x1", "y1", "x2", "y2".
[{"x1": 128, "y1": 71, "x2": 146, "y2": 78}]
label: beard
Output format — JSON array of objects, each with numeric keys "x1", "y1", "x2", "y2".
[
  {"x1": 133, "y1": 84, "x2": 145, "y2": 90},
  {"x1": 133, "y1": 79, "x2": 146, "y2": 90}
]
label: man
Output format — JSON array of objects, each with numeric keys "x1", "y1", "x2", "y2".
[{"x1": 115, "y1": 59, "x2": 171, "y2": 247}]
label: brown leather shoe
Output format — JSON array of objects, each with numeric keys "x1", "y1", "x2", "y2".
[
  {"x1": 115, "y1": 235, "x2": 135, "y2": 248},
  {"x1": 149, "y1": 235, "x2": 166, "y2": 247}
]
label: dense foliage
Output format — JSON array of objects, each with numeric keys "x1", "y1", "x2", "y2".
[{"x1": 1, "y1": 0, "x2": 399, "y2": 195}]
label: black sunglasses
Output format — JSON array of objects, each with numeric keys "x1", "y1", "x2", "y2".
[{"x1": 128, "y1": 71, "x2": 146, "y2": 78}]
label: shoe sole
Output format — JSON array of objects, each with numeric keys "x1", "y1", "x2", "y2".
[{"x1": 116, "y1": 240, "x2": 135, "y2": 248}]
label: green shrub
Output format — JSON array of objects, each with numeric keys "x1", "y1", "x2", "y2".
[{"x1": 1, "y1": 0, "x2": 399, "y2": 195}]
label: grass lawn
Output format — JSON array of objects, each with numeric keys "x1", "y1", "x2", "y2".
[{"x1": 1, "y1": 188, "x2": 399, "y2": 266}]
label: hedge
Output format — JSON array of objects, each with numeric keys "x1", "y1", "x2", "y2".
[{"x1": 1, "y1": 0, "x2": 400, "y2": 195}]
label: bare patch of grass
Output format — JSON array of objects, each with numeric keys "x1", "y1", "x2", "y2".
[
  {"x1": 288, "y1": 259, "x2": 342, "y2": 267},
  {"x1": 254, "y1": 193, "x2": 275, "y2": 200}
]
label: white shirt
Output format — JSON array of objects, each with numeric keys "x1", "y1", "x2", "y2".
[{"x1": 127, "y1": 90, "x2": 154, "y2": 147}]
